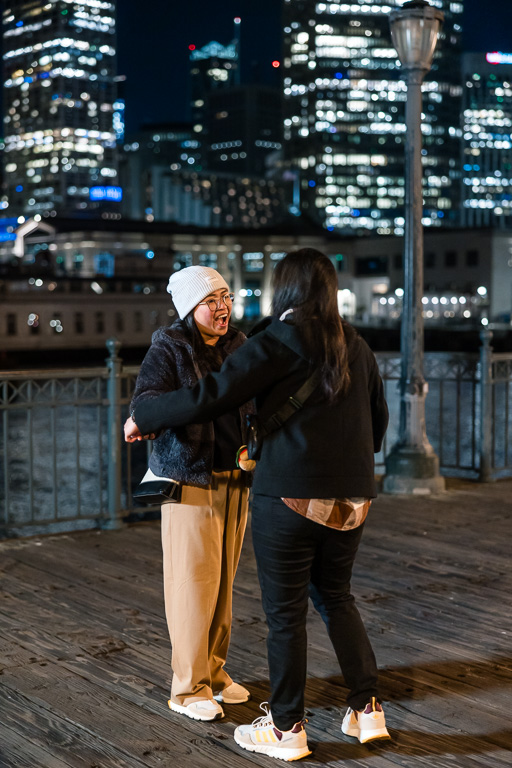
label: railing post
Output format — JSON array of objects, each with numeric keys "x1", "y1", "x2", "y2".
[
  {"x1": 478, "y1": 329, "x2": 494, "y2": 482},
  {"x1": 105, "y1": 337, "x2": 125, "y2": 529}
]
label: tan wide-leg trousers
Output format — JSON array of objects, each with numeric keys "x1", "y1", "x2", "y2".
[{"x1": 161, "y1": 469, "x2": 249, "y2": 707}]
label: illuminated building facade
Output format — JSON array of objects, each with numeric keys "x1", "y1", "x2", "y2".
[
  {"x1": 2, "y1": 0, "x2": 119, "y2": 218},
  {"x1": 190, "y1": 39, "x2": 239, "y2": 150},
  {"x1": 207, "y1": 85, "x2": 283, "y2": 175},
  {"x1": 119, "y1": 124, "x2": 200, "y2": 221},
  {"x1": 282, "y1": 0, "x2": 463, "y2": 234},
  {"x1": 158, "y1": 171, "x2": 289, "y2": 229},
  {"x1": 462, "y1": 52, "x2": 512, "y2": 228}
]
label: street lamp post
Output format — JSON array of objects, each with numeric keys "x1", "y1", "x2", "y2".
[{"x1": 383, "y1": 0, "x2": 445, "y2": 494}]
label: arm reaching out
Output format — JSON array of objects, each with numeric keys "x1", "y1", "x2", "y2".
[{"x1": 124, "y1": 416, "x2": 155, "y2": 443}]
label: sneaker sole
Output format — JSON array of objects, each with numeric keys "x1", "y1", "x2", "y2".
[
  {"x1": 234, "y1": 734, "x2": 312, "y2": 762},
  {"x1": 213, "y1": 691, "x2": 251, "y2": 704},
  {"x1": 168, "y1": 699, "x2": 224, "y2": 721},
  {"x1": 342, "y1": 724, "x2": 391, "y2": 744},
  {"x1": 359, "y1": 729, "x2": 391, "y2": 744}
]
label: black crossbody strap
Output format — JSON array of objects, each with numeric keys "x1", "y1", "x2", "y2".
[{"x1": 260, "y1": 369, "x2": 322, "y2": 437}]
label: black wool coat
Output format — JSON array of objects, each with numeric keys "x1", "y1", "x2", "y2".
[
  {"x1": 130, "y1": 321, "x2": 252, "y2": 486},
  {"x1": 133, "y1": 319, "x2": 389, "y2": 499}
]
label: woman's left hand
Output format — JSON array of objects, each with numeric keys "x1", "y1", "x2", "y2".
[{"x1": 124, "y1": 416, "x2": 155, "y2": 442}]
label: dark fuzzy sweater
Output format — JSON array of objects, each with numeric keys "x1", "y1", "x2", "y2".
[
  {"x1": 133, "y1": 319, "x2": 389, "y2": 499},
  {"x1": 130, "y1": 322, "x2": 252, "y2": 486}
]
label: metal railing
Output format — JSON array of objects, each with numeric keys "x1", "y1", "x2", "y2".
[{"x1": 1, "y1": 331, "x2": 511, "y2": 538}]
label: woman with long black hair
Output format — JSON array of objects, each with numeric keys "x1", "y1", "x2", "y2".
[{"x1": 126, "y1": 249, "x2": 390, "y2": 761}]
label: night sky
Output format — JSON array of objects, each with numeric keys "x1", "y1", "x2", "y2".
[{"x1": 117, "y1": 0, "x2": 512, "y2": 133}]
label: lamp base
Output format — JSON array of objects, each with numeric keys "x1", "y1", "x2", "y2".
[{"x1": 382, "y1": 447, "x2": 445, "y2": 495}]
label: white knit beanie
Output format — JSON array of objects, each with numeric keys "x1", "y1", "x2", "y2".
[{"x1": 167, "y1": 266, "x2": 230, "y2": 319}]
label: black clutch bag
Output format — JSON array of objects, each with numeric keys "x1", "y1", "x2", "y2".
[{"x1": 133, "y1": 469, "x2": 182, "y2": 505}]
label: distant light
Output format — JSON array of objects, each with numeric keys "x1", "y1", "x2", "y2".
[
  {"x1": 481, "y1": 317, "x2": 489, "y2": 326},
  {"x1": 395, "y1": 288, "x2": 404, "y2": 297},
  {"x1": 308, "y1": 180, "x2": 316, "y2": 187},
  {"x1": 335, "y1": 72, "x2": 343, "y2": 79},
  {"x1": 477, "y1": 286, "x2": 487, "y2": 296},
  {"x1": 35, "y1": 279, "x2": 43, "y2": 287},
  {"x1": 188, "y1": 44, "x2": 196, "y2": 51},
  {"x1": 234, "y1": 17, "x2": 241, "y2": 24},
  {"x1": 34, "y1": 214, "x2": 41, "y2": 222},
  {"x1": 16, "y1": 185, "x2": 23, "y2": 192},
  {"x1": 90, "y1": 186, "x2": 122, "y2": 201},
  {"x1": 91, "y1": 282, "x2": 103, "y2": 294},
  {"x1": 486, "y1": 52, "x2": 512, "y2": 65},
  {"x1": 272, "y1": 60, "x2": 280, "y2": 68},
  {"x1": 145, "y1": 250, "x2": 155, "y2": 259}
]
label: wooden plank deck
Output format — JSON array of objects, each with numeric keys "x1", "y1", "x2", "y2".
[{"x1": 1, "y1": 477, "x2": 511, "y2": 768}]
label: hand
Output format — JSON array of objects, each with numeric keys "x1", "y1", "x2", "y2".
[
  {"x1": 236, "y1": 446, "x2": 257, "y2": 472},
  {"x1": 124, "y1": 416, "x2": 155, "y2": 443}
]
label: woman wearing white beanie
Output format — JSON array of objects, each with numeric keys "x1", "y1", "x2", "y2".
[{"x1": 130, "y1": 265, "x2": 253, "y2": 722}]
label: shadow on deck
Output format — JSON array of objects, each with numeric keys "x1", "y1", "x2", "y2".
[{"x1": 1, "y1": 478, "x2": 511, "y2": 767}]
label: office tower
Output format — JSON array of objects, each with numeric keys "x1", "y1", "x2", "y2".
[
  {"x1": 119, "y1": 123, "x2": 199, "y2": 220},
  {"x1": 462, "y1": 52, "x2": 512, "y2": 228},
  {"x1": 282, "y1": 0, "x2": 463, "y2": 234},
  {"x1": 189, "y1": 36, "x2": 240, "y2": 135},
  {"x1": 160, "y1": 171, "x2": 289, "y2": 228},
  {"x1": 2, "y1": 0, "x2": 119, "y2": 218},
  {"x1": 207, "y1": 84, "x2": 283, "y2": 176}
]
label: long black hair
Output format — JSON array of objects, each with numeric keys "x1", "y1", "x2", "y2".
[
  {"x1": 272, "y1": 248, "x2": 350, "y2": 401},
  {"x1": 179, "y1": 312, "x2": 226, "y2": 373}
]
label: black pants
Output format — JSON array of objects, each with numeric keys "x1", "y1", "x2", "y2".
[{"x1": 251, "y1": 494, "x2": 379, "y2": 731}]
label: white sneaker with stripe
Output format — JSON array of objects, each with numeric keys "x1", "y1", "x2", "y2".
[
  {"x1": 234, "y1": 702, "x2": 311, "y2": 761},
  {"x1": 342, "y1": 697, "x2": 390, "y2": 743}
]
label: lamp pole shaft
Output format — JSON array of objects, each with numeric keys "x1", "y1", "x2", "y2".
[
  {"x1": 400, "y1": 69, "x2": 427, "y2": 446},
  {"x1": 383, "y1": 68, "x2": 444, "y2": 494}
]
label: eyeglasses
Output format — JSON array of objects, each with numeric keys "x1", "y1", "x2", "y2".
[{"x1": 198, "y1": 293, "x2": 235, "y2": 312}]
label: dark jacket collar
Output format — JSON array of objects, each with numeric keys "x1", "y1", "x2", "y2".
[
  {"x1": 160, "y1": 321, "x2": 243, "y2": 356},
  {"x1": 254, "y1": 316, "x2": 362, "y2": 365}
]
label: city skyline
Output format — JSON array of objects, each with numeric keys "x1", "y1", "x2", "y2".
[
  {"x1": 2, "y1": 1, "x2": 512, "y2": 230},
  {"x1": 118, "y1": 0, "x2": 512, "y2": 132}
]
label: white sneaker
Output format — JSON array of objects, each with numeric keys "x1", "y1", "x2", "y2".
[
  {"x1": 168, "y1": 698, "x2": 224, "y2": 721},
  {"x1": 213, "y1": 681, "x2": 251, "y2": 704},
  {"x1": 342, "y1": 697, "x2": 390, "y2": 744},
  {"x1": 234, "y1": 702, "x2": 312, "y2": 762}
]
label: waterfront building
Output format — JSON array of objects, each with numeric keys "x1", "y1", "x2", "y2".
[
  {"x1": 281, "y1": 0, "x2": 463, "y2": 234},
  {"x1": 2, "y1": 0, "x2": 120, "y2": 218},
  {"x1": 462, "y1": 52, "x2": 512, "y2": 229},
  {"x1": 1, "y1": 217, "x2": 510, "y2": 358}
]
